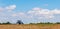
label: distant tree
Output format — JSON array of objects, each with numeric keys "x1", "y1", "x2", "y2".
[
  {"x1": 0, "y1": 23, "x2": 1, "y2": 24},
  {"x1": 56, "y1": 22, "x2": 60, "y2": 24},
  {"x1": 6, "y1": 22, "x2": 11, "y2": 24},
  {"x1": 30, "y1": 23, "x2": 36, "y2": 24},
  {"x1": 2, "y1": 22, "x2": 11, "y2": 24},
  {"x1": 43, "y1": 22, "x2": 53, "y2": 24},
  {"x1": 36, "y1": 22, "x2": 53, "y2": 24},
  {"x1": 17, "y1": 20, "x2": 24, "y2": 24},
  {"x1": 45, "y1": 22, "x2": 50, "y2": 24}
]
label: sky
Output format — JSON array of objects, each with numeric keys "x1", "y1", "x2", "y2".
[{"x1": 0, "y1": 0, "x2": 60, "y2": 24}]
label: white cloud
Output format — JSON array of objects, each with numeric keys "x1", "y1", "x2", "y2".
[
  {"x1": 12, "y1": 14, "x2": 17, "y2": 17},
  {"x1": 0, "y1": 5, "x2": 16, "y2": 12},
  {"x1": 0, "y1": 6, "x2": 60, "y2": 23},
  {"x1": 27, "y1": 8, "x2": 60, "y2": 19},
  {"x1": 18, "y1": 12, "x2": 25, "y2": 16},
  {"x1": 32, "y1": 7, "x2": 41, "y2": 11},
  {"x1": 51, "y1": 9, "x2": 60, "y2": 14},
  {"x1": 5, "y1": 5, "x2": 16, "y2": 12},
  {"x1": 0, "y1": 7, "x2": 4, "y2": 12},
  {"x1": 10, "y1": 7, "x2": 60, "y2": 20}
]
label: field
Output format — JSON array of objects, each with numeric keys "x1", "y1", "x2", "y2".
[{"x1": 0, "y1": 24, "x2": 60, "y2": 29}]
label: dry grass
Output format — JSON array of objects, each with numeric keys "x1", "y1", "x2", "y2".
[{"x1": 0, "y1": 24, "x2": 60, "y2": 29}]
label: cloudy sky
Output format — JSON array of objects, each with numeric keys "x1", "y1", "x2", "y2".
[{"x1": 0, "y1": 0, "x2": 60, "y2": 24}]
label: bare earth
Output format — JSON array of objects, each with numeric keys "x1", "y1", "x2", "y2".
[{"x1": 0, "y1": 24, "x2": 60, "y2": 29}]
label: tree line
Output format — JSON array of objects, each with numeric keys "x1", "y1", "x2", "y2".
[
  {"x1": 0, "y1": 20, "x2": 24, "y2": 24},
  {"x1": 0, "y1": 20, "x2": 60, "y2": 24},
  {"x1": 30, "y1": 22, "x2": 60, "y2": 24}
]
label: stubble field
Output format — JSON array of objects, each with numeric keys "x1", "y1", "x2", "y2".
[{"x1": 0, "y1": 24, "x2": 60, "y2": 29}]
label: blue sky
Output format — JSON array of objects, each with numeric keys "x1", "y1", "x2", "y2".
[
  {"x1": 0, "y1": 0, "x2": 60, "y2": 24},
  {"x1": 1, "y1": 0, "x2": 60, "y2": 11}
]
